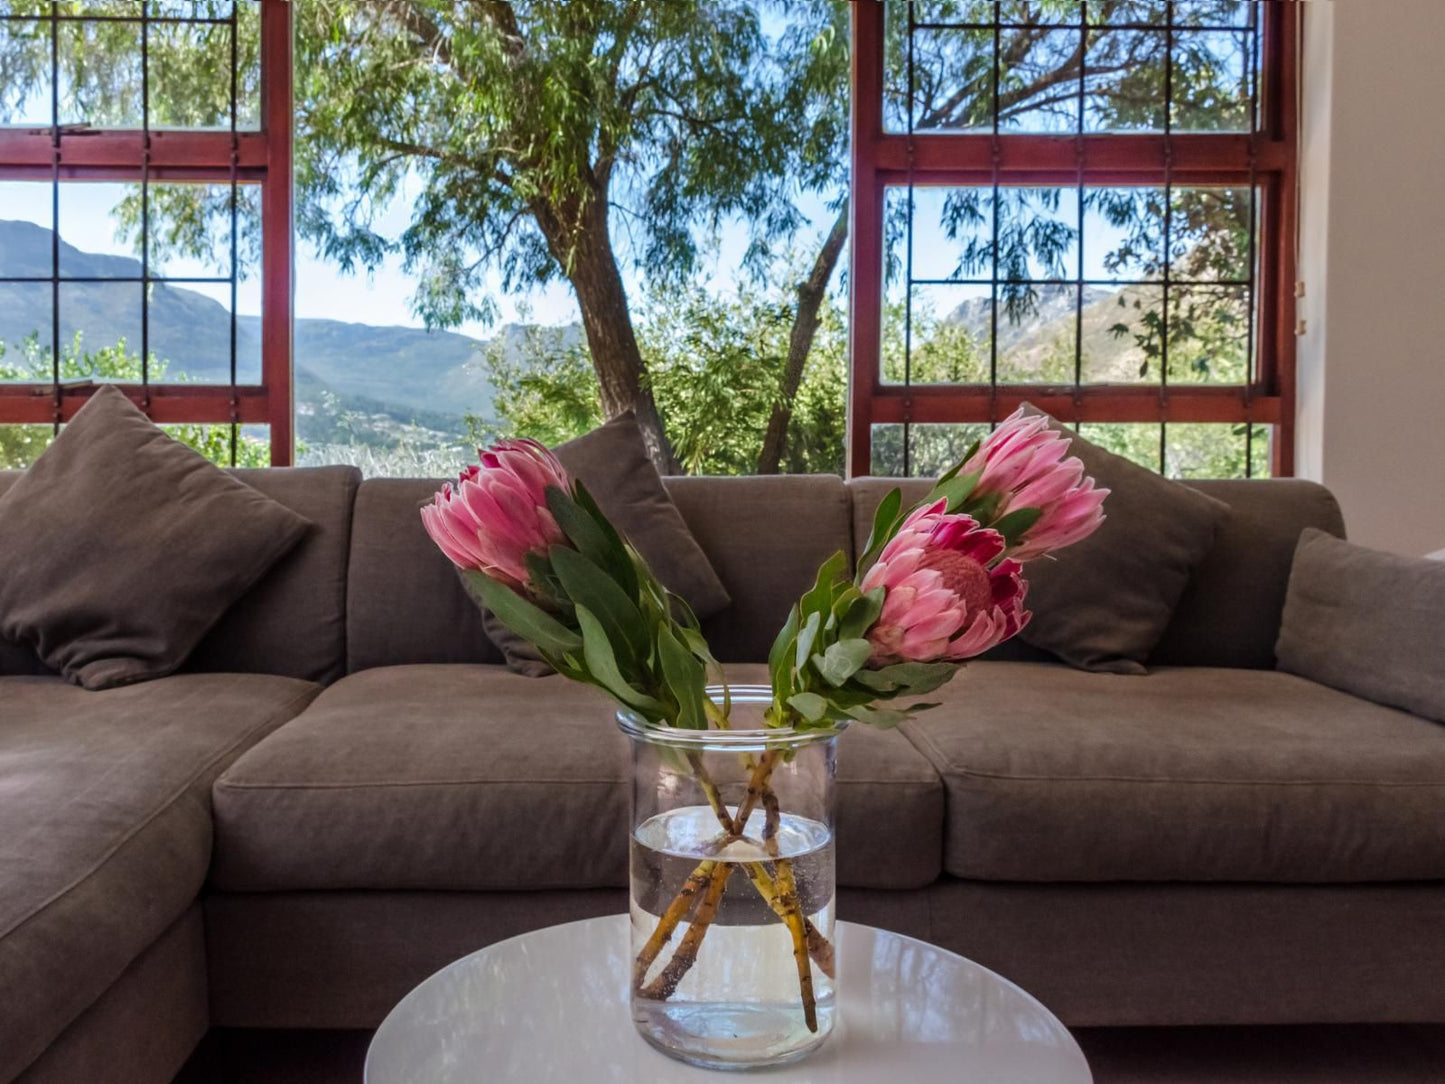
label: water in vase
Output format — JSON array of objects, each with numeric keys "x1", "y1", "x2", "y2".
[{"x1": 629, "y1": 805, "x2": 836, "y2": 1069}]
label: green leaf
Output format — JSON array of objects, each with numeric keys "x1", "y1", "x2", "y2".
[
  {"x1": 858, "y1": 488, "x2": 901, "y2": 571},
  {"x1": 546, "y1": 485, "x2": 613, "y2": 567},
  {"x1": 927, "y1": 470, "x2": 982, "y2": 514},
  {"x1": 786, "y1": 691, "x2": 830, "y2": 723},
  {"x1": 800, "y1": 550, "x2": 848, "y2": 619},
  {"x1": 572, "y1": 480, "x2": 638, "y2": 597},
  {"x1": 850, "y1": 660, "x2": 957, "y2": 696},
  {"x1": 460, "y1": 570, "x2": 582, "y2": 656},
  {"x1": 768, "y1": 604, "x2": 801, "y2": 672},
  {"x1": 657, "y1": 625, "x2": 706, "y2": 729},
  {"x1": 794, "y1": 610, "x2": 823, "y2": 672},
  {"x1": 843, "y1": 703, "x2": 910, "y2": 729},
  {"x1": 992, "y1": 506, "x2": 1043, "y2": 547},
  {"x1": 837, "y1": 586, "x2": 885, "y2": 642},
  {"x1": 575, "y1": 605, "x2": 664, "y2": 716},
  {"x1": 965, "y1": 489, "x2": 1004, "y2": 525},
  {"x1": 812, "y1": 637, "x2": 873, "y2": 687},
  {"x1": 549, "y1": 545, "x2": 648, "y2": 663}
]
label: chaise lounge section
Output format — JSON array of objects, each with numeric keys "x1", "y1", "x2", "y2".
[{"x1": 4, "y1": 467, "x2": 1444, "y2": 1082}]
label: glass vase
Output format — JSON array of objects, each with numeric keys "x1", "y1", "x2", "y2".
[{"x1": 618, "y1": 686, "x2": 841, "y2": 1070}]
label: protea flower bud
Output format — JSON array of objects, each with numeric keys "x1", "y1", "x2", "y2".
[
  {"x1": 420, "y1": 438, "x2": 569, "y2": 592},
  {"x1": 961, "y1": 407, "x2": 1108, "y2": 561},
  {"x1": 861, "y1": 499, "x2": 1029, "y2": 664}
]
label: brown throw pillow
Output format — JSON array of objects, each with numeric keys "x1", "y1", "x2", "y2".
[
  {"x1": 479, "y1": 413, "x2": 731, "y2": 673},
  {"x1": 1015, "y1": 405, "x2": 1230, "y2": 674},
  {"x1": 1277, "y1": 529, "x2": 1445, "y2": 723},
  {"x1": 0, "y1": 386, "x2": 311, "y2": 690}
]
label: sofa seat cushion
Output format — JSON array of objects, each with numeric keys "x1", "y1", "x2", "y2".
[
  {"x1": 211, "y1": 664, "x2": 945, "y2": 893},
  {"x1": 901, "y1": 662, "x2": 1445, "y2": 884},
  {"x1": 0, "y1": 673, "x2": 319, "y2": 1084}
]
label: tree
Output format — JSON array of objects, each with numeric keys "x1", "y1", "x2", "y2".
[
  {"x1": 291, "y1": 0, "x2": 843, "y2": 473},
  {"x1": 475, "y1": 274, "x2": 851, "y2": 476}
]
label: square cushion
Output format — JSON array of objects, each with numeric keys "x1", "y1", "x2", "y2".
[
  {"x1": 901, "y1": 661, "x2": 1445, "y2": 883},
  {"x1": 476, "y1": 413, "x2": 731, "y2": 673},
  {"x1": 0, "y1": 672, "x2": 319, "y2": 1083},
  {"x1": 1010, "y1": 406, "x2": 1230, "y2": 674},
  {"x1": 1277, "y1": 528, "x2": 1445, "y2": 723},
  {"x1": 0, "y1": 387, "x2": 311, "y2": 689},
  {"x1": 211, "y1": 663, "x2": 944, "y2": 893}
]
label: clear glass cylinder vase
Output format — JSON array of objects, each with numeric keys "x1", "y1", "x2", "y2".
[{"x1": 618, "y1": 686, "x2": 840, "y2": 1070}]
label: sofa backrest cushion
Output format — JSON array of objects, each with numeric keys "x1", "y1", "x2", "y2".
[
  {"x1": 0, "y1": 465, "x2": 359, "y2": 683},
  {"x1": 347, "y1": 479, "x2": 506, "y2": 671},
  {"x1": 1151, "y1": 478, "x2": 1346, "y2": 668},
  {"x1": 345, "y1": 474, "x2": 854, "y2": 670},
  {"x1": 667, "y1": 475, "x2": 853, "y2": 662},
  {"x1": 186, "y1": 465, "x2": 361, "y2": 684}
]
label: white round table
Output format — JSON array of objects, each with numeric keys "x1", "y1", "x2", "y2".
[{"x1": 366, "y1": 915, "x2": 1091, "y2": 1082}]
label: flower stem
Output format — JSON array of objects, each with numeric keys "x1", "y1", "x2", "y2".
[
  {"x1": 637, "y1": 861, "x2": 733, "y2": 1002},
  {"x1": 632, "y1": 859, "x2": 716, "y2": 991}
]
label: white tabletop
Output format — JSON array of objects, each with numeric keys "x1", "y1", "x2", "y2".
[{"x1": 366, "y1": 915, "x2": 1091, "y2": 1082}]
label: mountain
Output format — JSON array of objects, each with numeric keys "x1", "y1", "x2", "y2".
[
  {"x1": 945, "y1": 281, "x2": 1150, "y2": 381},
  {"x1": 0, "y1": 218, "x2": 512, "y2": 428}
]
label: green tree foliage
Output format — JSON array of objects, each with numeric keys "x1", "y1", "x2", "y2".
[{"x1": 0, "y1": 334, "x2": 269, "y2": 470}]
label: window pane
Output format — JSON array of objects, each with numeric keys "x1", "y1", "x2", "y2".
[
  {"x1": 889, "y1": 186, "x2": 993, "y2": 283},
  {"x1": 998, "y1": 187, "x2": 1077, "y2": 281},
  {"x1": 998, "y1": 2, "x2": 1078, "y2": 26},
  {"x1": 150, "y1": 17, "x2": 234, "y2": 130},
  {"x1": 908, "y1": 1, "x2": 996, "y2": 23},
  {"x1": 896, "y1": 26, "x2": 994, "y2": 132},
  {"x1": 0, "y1": 16, "x2": 53, "y2": 127},
  {"x1": 998, "y1": 283, "x2": 1076, "y2": 383},
  {"x1": 1084, "y1": 188, "x2": 1165, "y2": 282},
  {"x1": 150, "y1": 278, "x2": 260, "y2": 385},
  {"x1": 0, "y1": 284, "x2": 53, "y2": 381},
  {"x1": 1084, "y1": 30, "x2": 1166, "y2": 131},
  {"x1": 59, "y1": 281, "x2": 143, "y2": 381},
  {"x1": 161, "y1": 421, "x2": 270, "y2": 468},
  {"x1": 884, "y1": 283, "x2": 991, "y2": 384},
  {"x1": 871, "y1": 422, "x2": 989, "y2": 478},
  {"x1": 1174, "y1": 1, "x2": 1254, "y2": 30},
  {"x1": 147, "y1": 181, "x2": 259, "y2": 281},
  {"x1": 1088, "y1": 1, "x2": 1168, "y2": 27},
  {"x1": 58, "y1": 182, "x2": 140, "y2": 277},
  {"x1": 0, "y1": 425, "x2": 56, "y2": 469},
  {"x1": 997, "y1": 29, "x2": 1081, "y2": 133},
  {"x1": 1171, "y1": 31, "x2": 1250, "y2": 132},
  {"x1": 1170, "y1": 187, "x2": 1253, "y2": 282},
  {"x1": 1081, "y1": 284, "x2": 1161, "y2": 383},
  {"x1": 1168, "y1": 284, "x2": 1249, "y2": 385},
  {"x1": 57, "y1": 17, "x2": 142, "y2": 128},
  {"x1": 0, "y1": 182, "x2": 54, "y2": 275},
  {"x1": 1165, "y1": 422, "x2": 1251, "y2": 479},
  {"x1": 1078, "y1": 421, "x2": 1162, "y2": 472}
]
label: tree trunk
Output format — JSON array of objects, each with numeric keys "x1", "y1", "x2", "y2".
[
  {"x1": 756, "y1": 204, "x2": 849, "y2": 475},
  {"x1": 543, "y1": 198, "x2": 681, "y2": 475}
]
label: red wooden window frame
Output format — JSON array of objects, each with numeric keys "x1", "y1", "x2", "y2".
[
  {"x1": 0, "y1": 0, "x2": 294, "y2": 465},
  {"x1": 847, "y1": 0, "x2": 1300, "y2": 477}
]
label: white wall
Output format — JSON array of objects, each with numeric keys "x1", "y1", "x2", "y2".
[{"x1": 1298, "y1": 0, "x2": 1445, "y2": 556}]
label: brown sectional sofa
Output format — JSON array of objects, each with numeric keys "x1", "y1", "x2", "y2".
[{"x1": 4, "y1": 468, "x2": 1444, "y2": 1082}]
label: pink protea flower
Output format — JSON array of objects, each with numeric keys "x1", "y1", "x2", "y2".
[
  {"x1": 420, "y1": 438, "x2": 569, "y2": 591},
  {"x1": 860, "y1": 499, "x2": 1029, "y2": 665},
  {"x1": 961, "y1": 407, "x2": 1108, "y2": 561}
]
